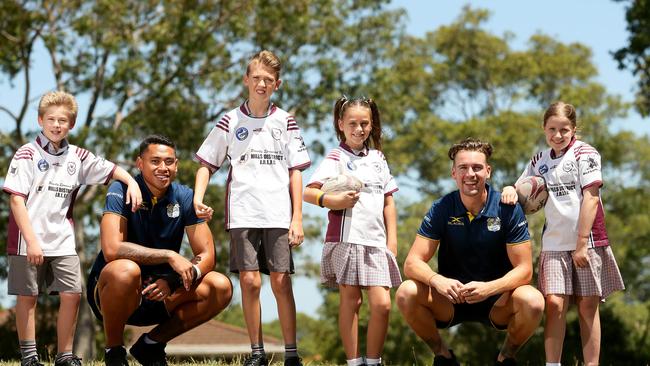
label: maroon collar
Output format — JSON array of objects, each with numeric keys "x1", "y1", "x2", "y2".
[
  {"x1": 239, "y1": 100, "x2": 277, "y2": 118},
  {"x1": 339, "y1": 142, "x2": 368, "y2": 157},
  {"x1": 550, "y1": 136, "x2": 576, "y2": 159}
]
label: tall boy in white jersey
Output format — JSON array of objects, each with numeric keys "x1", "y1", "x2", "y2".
[
  {"x1": 3, "y1": 91, "x2": 142, "y2": 366},
  {"x1": 193, "y1": 50, "x2": 310, "y2": 366}
]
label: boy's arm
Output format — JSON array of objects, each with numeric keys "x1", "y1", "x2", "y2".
[
  {"x1": 111, "y1": 166, "x2": 142, "y2": 212},
  {"x1": 100, "y1": 212, "x2": 195, "y2": 290},
  {"x1": 193, "y1": 164, "x2": 214, "y2": 220},
  {"x1": 9, "y1": 195, "x2": 43, "y2": 265},
  {"x1": 383, "y1": 194, "x2": 398, "y2": 256},
  {"x1": 288, "y1": 168, "x2": 304, "y2": 247}
]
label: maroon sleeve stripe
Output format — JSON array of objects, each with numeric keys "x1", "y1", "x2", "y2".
[
  {"x1": 2, "y1": 187, "x2": 27, "y2": 198},
  {"x1": 195, "y1": 154, "x2": 219, "y2": 173}
]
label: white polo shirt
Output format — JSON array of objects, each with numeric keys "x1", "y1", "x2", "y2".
[
  {"x1": 195, "y1": 102, "x2": 311, "y2": 229},
  {"x1": 308, "y1": 143, "x2": 398, "y2": 248},
  {"x1": 517, "y1": 139, "x2": 609, "y2": 251},
  {"x1": 3, "y1": 133, "x2": 117, "y2": 256}
]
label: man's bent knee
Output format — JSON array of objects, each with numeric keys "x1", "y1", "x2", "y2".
[
  {"x1": 99, "y1": 259, "x2": 141, "y2": 287},
  {"x1": 396, "y1": 280, "x2": 418, "y2": 313},
  {"x1": 513, "y1": 285, "x2": 545, "y2": 317}
]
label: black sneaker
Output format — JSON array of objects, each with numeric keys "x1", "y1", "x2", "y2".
[
  {"x1": 433, "y1": 349, "x2": 460, "y2": 366},
  {"x1": 243, "y1": 353, "x2": 269, "y2": 366},
  {"x1": 495, "y1": 357, "x2": 517, "y2": 366},
  {"x1": 284, "y1": 356, "x2": 303, "y2": 366},
  {"x1": 104, "y1": 346, "x2": 128, "y2": 366},
  {"x1": 21, "y1": 356, "x2": 44, "y2": 366},
  {"x1": 54, "y1": 355, "x2": 83, "y2": 366},
  {"x1": 129, "y1": 333, "x2": 168, "y2": 366}
]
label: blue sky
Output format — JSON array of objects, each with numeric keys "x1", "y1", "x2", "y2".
[{"x1": 1, "y1": 1, "x2": 647, "y2": 318}]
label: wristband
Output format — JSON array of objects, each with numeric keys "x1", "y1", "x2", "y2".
[
  {"x1": 192, "y1": 264, "x2": 202, "y2": 284},
  {"x1": 317, "y1": 192, "x2": 326, "y2": 207}
]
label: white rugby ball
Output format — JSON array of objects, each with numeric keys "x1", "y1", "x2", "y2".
[
  {"x1": 320, "y1": 174, "x2": 363, "y2": 193},
  {"x1": 516, "y1": 175, "x2": 548, "y2": 215}
]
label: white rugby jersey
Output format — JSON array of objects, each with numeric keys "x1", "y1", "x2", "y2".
[
  {"x1": 517, "y1": 139, "x2": 609, "y2": 251},
  {"x1": 3, "y1": 133, "x2": 117, "y2": 256},
  {"x1": 308, "y1": 143, "x2": 398, "y2": 248},
  {"x1": 195, "y1": 102, "x2": 311, "y2": 229}
]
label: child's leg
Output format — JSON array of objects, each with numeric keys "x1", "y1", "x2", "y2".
[
  {"x1": 57, "y1": 292, "x2": 81, "y2": 354},
  {"x1": 240, "y1": 270, "x2": 264, "y2": 344},
  {"x1": 576, "y1": 296, "x2": 600, "y2": 366},
  {"x1": 544, "y1": 294, "x2": 570, "y2": 363},
  {"x1": 339, "y1": 284, "x2": 363, "y2": 360},
  {"x1": 269, "y1": 271, "x2": 297, "y2": 345},
  {"x1": 16, "y1": 295, "x2": 38, "y2": 359},
  {"x1": 365, "y1": 286, "x2": 391, "y2": 360}
]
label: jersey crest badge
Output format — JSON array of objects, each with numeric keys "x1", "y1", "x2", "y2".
[
  {"x1": 538, "y1": 164, "x2": 548, "y2": 175},
  {"x1": 487, "y1": 217, "x2": 501, "y2": 232},
  {"x1": 346, "y1": 161, "x2": 357, "y2": 171},
  {"x1": 38, "y1": 159, "x2": 49, "y2": 172},
  {"x1": 167, "y1": 203, "x2": 180, "y2": 218},
  {"x1": 235, "y1": 127, "x2": 249, "y2": 141},
  {"x1": 67, "y1": 162, "x2": 77, "y2": 175},
  {"x1": 563, "y1": 161, "x2": 576, "y2": 173},
  {"x1": 272, "y1": 128, "x2": 282, "y2": 140}
]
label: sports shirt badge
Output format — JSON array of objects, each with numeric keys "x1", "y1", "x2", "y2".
[
  {"x1": 487, "y1": 217, "x2": 501, "y2": 232},
  {"x1": 167, "y1": 203, "x2": 180, "y2": 218}
]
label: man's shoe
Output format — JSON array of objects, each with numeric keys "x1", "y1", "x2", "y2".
[
  {"x1": 104, "y1": 346, "x2": 128, "y2": 366},
  {"x1": 243, "y1": 353, "x2": 269, "y2": 366},
  {"x1": 433, "y1": 349, "x2": 460, "y2": 366},
  {"x1": 129, "y1": 333, "x2": 168, "y2": 366},
  {"x1": 21, "y1": 356, "x2": 44, "y2": 366},
  {"x1": 284, "y1": 356, "x2": 303, "y2": 366},
  {"x1": 54, "y1": 355, "x2": 83, "y2": 366},
  {"x1": 495, "y1": 357, "x2": 517, "y2": 366}
]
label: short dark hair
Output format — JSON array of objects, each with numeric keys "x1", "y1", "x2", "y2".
[
  {"x1": 139, "y1": 134, "x2": 176, "y2": 156},
  {"x1": 448, "y1": 138, "x2": 493, "y2": 162}
]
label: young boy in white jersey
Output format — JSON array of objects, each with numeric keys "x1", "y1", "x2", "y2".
[
  {"x1": 3, "y1": 91, "x2": 142, "y2": 366},
  {"x1": 193, "y1": 50, "x2": 311, "y2": 366}
]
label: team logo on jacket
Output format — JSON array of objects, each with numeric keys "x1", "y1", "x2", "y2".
[
  {"x1": 67, "y1": 162, "x2": 77, "y2": 175},
  {"x1": 167, "y1": 203, "x2": 180, "y2": 218},
  {"x1": 235, "y1": 127, "x2": 249, "y2": 141},
  {"x1": 538, "y1": 164, "x2": 548, "y2": 175},
  {"x1": 37, "y1": 159, "x2": 49, "y2": 172},
  {"x1": 487, "y1": 217, "x2": 501, "y2": 232},
  {"x1": 272, "y1": 128, "x2": 282, "y2": 140}
]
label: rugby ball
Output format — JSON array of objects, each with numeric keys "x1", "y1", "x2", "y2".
[
  {"x1": 320, "y1": 174, "x2": 363, "y2": 193},
  {"x1": 516, "y1": 176, "x2": 548, "y2": 215}
]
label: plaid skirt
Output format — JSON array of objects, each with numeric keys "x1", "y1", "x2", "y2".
[
  {"x1": 538, "y1": 246, "x2": 625, "y2": 300},
  {"x1": 320, "y1": 242, "x2": 402, "y2": 288}
]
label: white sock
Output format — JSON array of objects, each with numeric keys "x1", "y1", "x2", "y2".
[
  {"x1": 366, "y1": 357, "x2": 382, "y2": 365},
  {"x1": 347, "y1": 357, "x2": 364, "y2": 366},
  {"x1": 545, "y1": 363, "x2": 561, "y2": 366}
]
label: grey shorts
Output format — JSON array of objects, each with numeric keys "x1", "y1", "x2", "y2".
[
  {"x1": 8, "y1": 255, "x2": 82, "y2": 295},
  {"x1": 229, "y1": 228, "x2": 294, "y2": 275}
]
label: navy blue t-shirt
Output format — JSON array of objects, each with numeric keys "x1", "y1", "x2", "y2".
[
  {"x1": 417, "y1": 184, "x2": 529, "y2": 284},
  {"x1": 89, "y1": 174, "x2": 204, "y2": 278}
]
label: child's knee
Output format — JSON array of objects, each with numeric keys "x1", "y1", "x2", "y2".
[{"x1": 240, "y1": 272, "x2": 262, "y2": 293}]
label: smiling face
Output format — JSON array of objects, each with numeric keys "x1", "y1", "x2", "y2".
[
  {"x1": 451, "y1": 150, "x2": 491, "y2": 199},
  {"x1": 243, "y1": 61, "x2": 281, "y2": 105},
  {"x1": 544, "y1": 115, "x2": 576, "y2": 156},
  {"x1": 337, "y1": 105, "x2": 372, "y2": 150},
  {"x1": 136, "y1": 144, "x2": 178, "y2": 197},
  {"x1": 37, "y1": 105, "x2": 72, "y2": 148}
]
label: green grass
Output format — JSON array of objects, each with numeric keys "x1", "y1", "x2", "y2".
[{"x1": 0, "y1": 360, "x2": 341, "y2": 366}]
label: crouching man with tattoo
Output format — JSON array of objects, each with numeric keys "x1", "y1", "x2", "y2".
[{"x1": 87, "y1": 135, "x2": 233, "y2": 366}]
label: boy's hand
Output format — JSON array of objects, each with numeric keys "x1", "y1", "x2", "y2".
[
  {"x1": 500, "y1": 186, "x2": 518, "y2": 205},
  {"x1": 167, "y1": 252, "x2": 195, "y2": 291},
  {"x1": 125, "y1": 181, "x2": 143, "y2": 212},
  {"x1": 26, "y1": 241, "x2": 44, "y2": 266},
  {"x1": 142, "y1": 278, "x2": 172, "y2": 302},
  {"x1": 194, "y1": 201, "x2": 214, "y2": 221},
  {"x1": 288, "y1": 220, "x2": 304, "y2": 247},
  {"x1": 332, "y1": 191, "x2": 360, "y2": 209}
]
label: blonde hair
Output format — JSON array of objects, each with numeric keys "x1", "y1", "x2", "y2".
[
  {"x1": 38, "y1": 91, "x2": 78, "y2": 126},
  {"x1": 246, "y1": 50, "x2": 282, "y2": 79}
]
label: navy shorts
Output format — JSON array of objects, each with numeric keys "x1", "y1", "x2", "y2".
[
  {"x1": 435, "y1": 294, "x2": 507, "y2": 330},
  {"x1": 86, "y1": 271, "x2": 171, "y2": 326}
]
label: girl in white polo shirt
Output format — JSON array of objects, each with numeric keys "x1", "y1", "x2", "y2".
[
  {"x1": 304, "y1": 96, "x2": 401, "y2": 366},
  {"x1": 502, "y1": 101, "x2": 624, "y2": 366}
]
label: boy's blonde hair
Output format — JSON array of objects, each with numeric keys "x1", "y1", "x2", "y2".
[
  {"x1": 246, "y1": 50, "x2": 282, "y2": 79},
  {"x1": 38, "y1": 91, "x2": 78, "y2": 126}
]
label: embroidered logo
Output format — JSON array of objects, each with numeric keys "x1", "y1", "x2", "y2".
[
  {"x1": 487, "y1": 217, "x2": 501, "y2": 232},
  {"x1": 9, "y1": 165, "x2": 17, "y2": 175},
  {"x1": 67, "y1": 162, "x2": 77, "y2": 175},
  {"x1": 37, "y1": 159, "x2": 49, "y2": 172},
  {"x1": 538, "y1": 164, "x2": 548, "y2": 175},
  {"x1": 235, "y1": 127, "x2": 249, "y2": 141},
  {"x1": 167, "y1": 203, "x2": 180, "y2": 218},
  {"x1": 347, "y1": 161, "x2": 357, "y2": 171},
  {"x1": 447, "y1": 217, "x2": 464, "y2": 226},
  {"x1": 272, "y1": 128, "x2": 282, "y2": 140},
  {"x1": 562, "y1": 160, "x2": 576, "y2": 173}
]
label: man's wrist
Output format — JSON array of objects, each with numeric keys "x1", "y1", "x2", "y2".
[{"x1": 192, "y1": 264, "x2": 202, "y2": 284}]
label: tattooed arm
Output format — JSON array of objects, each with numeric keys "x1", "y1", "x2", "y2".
[{"x1": 100, "y1": 212, "x2": 194, "y2": 290}]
